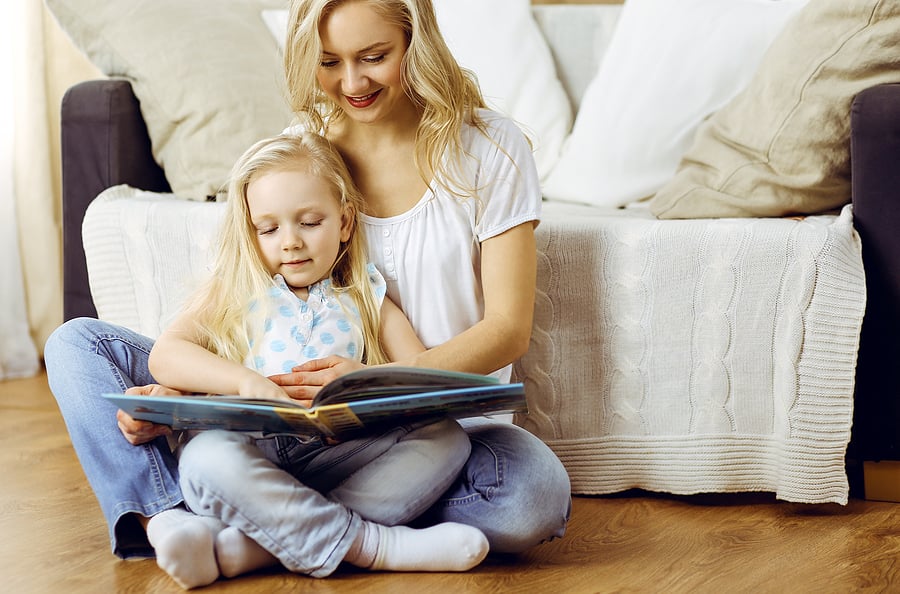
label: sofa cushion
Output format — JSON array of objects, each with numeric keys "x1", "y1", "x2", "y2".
[
  {"x1": 650, "y1": 0, "x2": 900, "y2": 219},
  {"x1": 262, "y1": 0, "x2": 573, "y2": 181},
  {"x1": 47, "y1": 0, "x2": 293, "y2": 201},
  {"x1": 541, "y1": 0, "x2": 807, "y2": 209}
]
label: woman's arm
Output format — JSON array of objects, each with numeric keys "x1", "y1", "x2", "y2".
[
  {"x1": 148, "y1": 314, "x2": 289, "y2": 401},
  {"x1": 379, "y1": 295, "x2": 427, "y2": 362},
  {"x1": 398, "y1": 221, "x2": 536, "y2": 374}
]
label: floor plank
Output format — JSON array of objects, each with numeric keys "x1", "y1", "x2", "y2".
[{"x1": 3, "y1": 370, "x2": 899, "y2": 593}]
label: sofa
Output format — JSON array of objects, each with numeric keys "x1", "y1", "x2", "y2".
[{"x1": 51, "y1": 0, "x2": 900, "y2": 504}]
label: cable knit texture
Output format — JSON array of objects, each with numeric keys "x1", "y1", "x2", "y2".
[{"x1": 513, "y1": 201, "x2": 864, "y2": 505}]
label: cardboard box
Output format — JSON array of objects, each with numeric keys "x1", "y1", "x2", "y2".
[{"x1": 864, "y1": 461, "x2": 900, "y2": 502}]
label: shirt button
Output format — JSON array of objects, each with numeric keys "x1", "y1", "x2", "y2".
[
  {"x1": 385, "y1": 247, "x2": 393, "y2": 256},
  {"x1": 382, "y1": 228, "x2": 390, "y2": 237}
]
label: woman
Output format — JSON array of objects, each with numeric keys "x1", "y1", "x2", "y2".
[
  {"x1": 273, "y1": 0, "x2": 571, "y2": 550},
  {"x1": 44, "y1": 0, "x2": 570, "y2": 585}
]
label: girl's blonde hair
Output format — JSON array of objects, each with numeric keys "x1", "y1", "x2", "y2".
[
  {"x1": 283, "y1": 0, "x2": 489, "y2": 197},
  {"x1": 181, "y1": 133, "x2": 389, "y2": 366}
]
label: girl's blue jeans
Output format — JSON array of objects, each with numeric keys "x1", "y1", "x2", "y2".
[{"x1": 44, "y1": 318, "x2": 571, "y2": 570}]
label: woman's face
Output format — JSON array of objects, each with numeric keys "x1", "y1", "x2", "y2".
[{"x1": 316, "y1": 1, "x2": 414, "y2": 125}]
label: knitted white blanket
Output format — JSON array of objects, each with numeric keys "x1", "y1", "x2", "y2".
[
  {"x1": 515, "y1": 201, "x2": 864, "y2": 504},
  {"x1": 83, "y1": 187, "x2": 865, "y2": 504}
]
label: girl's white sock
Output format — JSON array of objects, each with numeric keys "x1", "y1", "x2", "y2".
[
  {"x1": 145, "y1": 507, "x2": 226, "y2": 589},
  {"x1": 346, "y1": 521, "x2": 489, "y2": 572},
  {"x1": 214, "y1": 526, "x2": 279, "y2": 578}
]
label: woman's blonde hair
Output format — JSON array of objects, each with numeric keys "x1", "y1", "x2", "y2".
[
  {"x1": 283, "y1": 0, "x2": 489, "y2": 197},
  {"x1": 181, "y1": 132, "x2": 389, "y2": 366}
]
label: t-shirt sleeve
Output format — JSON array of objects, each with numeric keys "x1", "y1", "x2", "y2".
[{"x1": 472, "y1": 112, "x2": 543, "y2": 242}]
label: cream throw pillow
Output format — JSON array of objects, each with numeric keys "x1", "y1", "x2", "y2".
[
  {"x1": 46, "y1": 0, "x2": 293, "y2": 201},
  {"x1": 650, "y1": 0, "x2": 900, "y2": 219}
]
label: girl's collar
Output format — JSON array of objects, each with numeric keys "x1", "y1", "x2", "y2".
[{"x1": 272, "y1": 274, "x2": 332, "y2": 301}]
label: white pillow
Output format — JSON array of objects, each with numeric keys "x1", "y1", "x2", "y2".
[
  {"x1": 262, "y1": 0, "x2": 572, "y2": 181},
  {"x1": 541, "y1": 0, "x2": 808, "y2": 208}
]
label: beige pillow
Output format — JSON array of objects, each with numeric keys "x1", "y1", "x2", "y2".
[
  {"x1": 47, "y1": 0, "x2": 294, "y2": 201},
  {"x1": 649, "y1": 0, "x2": 900, "y2": 219}
]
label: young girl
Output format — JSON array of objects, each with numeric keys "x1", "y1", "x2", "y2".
[{"x1": 146, "y1": 132, "x2": 488, "y2": 588}]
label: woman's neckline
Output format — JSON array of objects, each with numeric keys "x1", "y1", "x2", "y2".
[{"x1": 360, "y1": 184, "x2": 434, "y2": 224}]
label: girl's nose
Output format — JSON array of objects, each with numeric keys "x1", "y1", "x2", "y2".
[{"x1": 282, "y1": 226, "x2": 302, "y2": 249}]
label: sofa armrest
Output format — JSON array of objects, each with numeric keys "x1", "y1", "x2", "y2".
[
  {"x1": 850, "y1": 83, "x2": 900, "y2": 461},
  {"x1": 61, "y1": 79, "x2": 170, "y2": 320}
]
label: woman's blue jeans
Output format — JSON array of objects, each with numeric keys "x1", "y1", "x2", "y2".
[{"x1": 44, "y1": 318, "x2": 571, "y2": 565}]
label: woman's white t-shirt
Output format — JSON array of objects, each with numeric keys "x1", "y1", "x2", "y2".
[{"x1": 360, "y1": 110, "x2": 542, "y2": 381}]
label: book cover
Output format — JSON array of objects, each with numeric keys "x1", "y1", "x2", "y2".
[{"x1": 104, "y1": 367, "x2": 527, "y2": 438}]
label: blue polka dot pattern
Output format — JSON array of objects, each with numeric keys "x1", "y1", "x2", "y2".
[{"x1": 244, "y1": 268, "x2": 388, "y2": 376}]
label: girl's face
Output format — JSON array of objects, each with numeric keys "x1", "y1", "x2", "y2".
[
  {"x1": 316, "y1": 1, "x2": 415, "y2": 126},
  {"x1": 247, "y1": 168, "x2": 352, "y2": 298}
]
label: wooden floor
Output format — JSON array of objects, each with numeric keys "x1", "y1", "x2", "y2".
[{"x1": 3, "y1": 369, "x2": 900, "y2": 593}]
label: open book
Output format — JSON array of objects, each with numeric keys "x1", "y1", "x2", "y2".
[{"x1": 104, "y1": 367, "x2": 527, "y2": 438}]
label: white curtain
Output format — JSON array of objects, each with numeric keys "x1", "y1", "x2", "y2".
[
  {"x1": 1, "y1": 0, "x2": 40, "y2": 380},
  {"x1": 0, "y1": 0, "x2": 101, "y2": 380}
]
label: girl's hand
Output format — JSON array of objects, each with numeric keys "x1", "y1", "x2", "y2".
[
  {"x1": 268, "y1": 356, "x2": 366, "y2": 400},
  {"x1": 116, "y1": 384, "x2": 181, "y2": 445}
]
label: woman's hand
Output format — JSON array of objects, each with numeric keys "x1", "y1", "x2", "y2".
[
  {"x1": 268, "y1": 355, "x2": 366, "y2": 400},
  {"x1": 116, "y1": 384, "x2": 181, "y2": 445},
  {"x1": 237, "y1": 371, "x2": 306, "y2": 405}
]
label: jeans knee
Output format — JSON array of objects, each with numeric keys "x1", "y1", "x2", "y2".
[
  {"x1": 45, "y1": 317, "x2": 93, "y2": 360},
  {"x1": 457, "y1": 422, "x2": 571, "y2": 553},
  {"x1": 178, "y1": 431, "x2": 251, "y2": 497}
]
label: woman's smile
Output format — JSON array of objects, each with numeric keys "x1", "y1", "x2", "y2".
[{"x1": 345, "y1": 90, "x2": 381, "y2": 109}]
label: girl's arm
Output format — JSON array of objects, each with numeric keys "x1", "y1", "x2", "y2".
[{"x1": 148, "y1": 314, "x2": 290, "y2": 401}]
